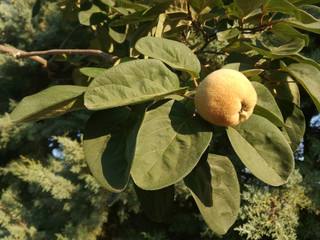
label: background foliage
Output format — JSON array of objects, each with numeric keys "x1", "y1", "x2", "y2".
[{"x1": 1, "y1": 0, "x2": 320, "y2": 239}]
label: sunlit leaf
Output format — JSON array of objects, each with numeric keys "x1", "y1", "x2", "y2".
[
  {"x1": 84, "y1": 59, "x2": 182, "y2": 110},
  {"x1": 217, "y1": 28, "x2": 241, "y2": 41},
  {"x1": 227, "y1": 114, "x2": 294, "y2": 186},
  {"x1": 267, "y1": 71, "x2": 301, "y2": 106},
  {"x1": 222, "y1": 63, "x2": 263, "y2": 77},
  {"x1": 78, "y1": 3, "x2": 108, "y2": 26},
  {"x1": 252, "y1": 82, "x2": 285, "y2": 127},
  {"x1": 281, "y1": 62, "x2": 320, "y2": 112},
  {"x1": 244, "y1": 38, "x2": 305, "y2": 58},
  {"x1": 80, "y1": 67, "x2": 106, "y2": 78},
  {"x1": 235, "y1": 0, "x2": 263, "y2": 17},
  {"x1": 271, "y1": 23, "x2": 309, "y2": 45},
  {"x1": 135, "y1": 36, "x2": 201, "y2": 77},
  {"x1": 264, "y1": 0, "x2": 318, "y2": 23},
  {"x1": 283, "y1": 20, "x2": 320, "y2": 34},
  {"x1": 287, "y1": 53, "x2": 320, "y2": 71},
  {"x1": 10, "y1": 86, "x2": 87, "y2": 123},
  {"x1": 131, "y1": 100, "x2": 213, "y2": 190}
]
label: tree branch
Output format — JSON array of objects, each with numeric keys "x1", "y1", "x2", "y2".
[
  {"x1": 0, "y1": 44, "x2": 120, "y2": 68},
  {"x1": 0, "y1": 44, "x2": 48, "y2": 67}
]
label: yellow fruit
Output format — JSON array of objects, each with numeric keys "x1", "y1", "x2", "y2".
[{"x1": 194, "y1": 69, "x2": 257, "y2": 127}]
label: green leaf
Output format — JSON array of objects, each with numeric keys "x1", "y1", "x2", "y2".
[
  {"x1": 252, "y1": 82, "x2": 285, "y2": 127},
  {"x1": 83, "y1": 104, "x2": 147, "y2": 192},
  {"x1": 244, "y1": 38, "x2": 305, "y2": 58},
  {"x1": 226, "y1": 114, "x2": 294, "y2": 186},
  {"x1": 221, "y1": 39, "x2": 253, "y2": 53},
  {"x1": 80, "y1": 67, "x2": 106, "y2": 78},
  {"x1": 135, "y1": 36, "x2": 201, "y2": 77},
  {"x1": 271, "y1": 23, "x2": 309, "y2": 45},
  {"x1": 235, "y1": 0, "x2": 263, "y2": 17},
  {"x1": 287, "y1": 53, "x2": 320, "y2": 71},
  {"x1": 281, "y1": 62, "x2": 320, "y2": 112},
  {"x1": 100, "y1": 0, "x2": 115, "y2": 6},
  {"x1": 277, "y1": 99, "x2": 305, "y2": 152},
  {"x1": 84, "y1": 59, "x2": 181, "y2": 110},
  {"x1": 283, "y1": 20, "x2": 320, "y2": 33},
  {"x1": 190, "y1": 0, "x2": 224, "y2": 15},
  {"x1": 217, "y1": 28, "x2": 241, "y2": 41},
  {"x1": 264, "y1": 0, "x2": 318, "y2": 23},
  {"x1": 222, "y1": 63, "x2": 263, "y2": 77},
  {"x1": 288, "y1": 0, "x2": 320, "y2": 6},
  {"x1": 134, "y1": 184, "x2": 174, "y2": 222},
  {"x1": 78, "y1": 3, "x2": 108, "y2": 26},
  {"x1": 131, "y1": 100, "x2": 213, "y2": 190},
  {"x1": 268, "y1": 71, "x2": 301, "y2": 106},
  {"x1": 109, "y1": 25, "x2": 128, "y2": 44},
  {"x1": 184, "y1": 154, "x2": 240, "y2": 235},
  {"x1": 155, "y1": 13, "x2": 166, "y2": 37},
  {"x1": 10, "y1": 86, "x2": 86, "y2": 123},
  {"x1": 110, "y1": 2, "x2": 167, "y2": 26}
]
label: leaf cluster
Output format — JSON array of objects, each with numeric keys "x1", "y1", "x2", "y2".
[{"x1": 4, "y1": 0, "x2": 320, "y2": 235}]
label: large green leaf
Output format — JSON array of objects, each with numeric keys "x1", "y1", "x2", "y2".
[
  {"x1": 235, "y1": 0, "x2": 263, "y2": 17},
  {"x1": 80, "y1": 67, "x2": 106, "y2": 78},
  {"x1": 83, "y1": 104, "x2": 147, "y2": 192},
  {"x1": 271, "y1": 23, "x2": 309, "y2": 45},
  {"x1": 221, "y1": 39, "x2": 253, "y2": 53},
  {"x1": 109, "y1": 8, "x2": 154, "y2": 26},
  {"x1": 135, "y1": 36, "x2": 201, "y2": 77},
  {"x1": 287, "y1": 53, "x2": 320, "y2": 71},
  {"x1": 264, "y1": 0, "x2": 318, "y2": 23},
  {"x1": 288, "y1": 0, "x2": 320, "y2": 6},
  {"x1": 277, "y1": 99, "x2": 305, "y2": 152},
  {"x1": 84, "y1": 59, "x2": 181, "y2": 110},
  {"x1": 184, "y1": 153, "x2": 240, "y2": 235},
  {"x1": 134, "y1": 184, "x2": 174, "y2": 222},
  {"x1": 78, "y1": 3, "x2": 108, "y2": 26},
  {"x1": 10, "y1": 85, "x2": 86, "y2": 123},
  {"x1": 244, "y1": 38, "x2": 305, "y2": 58},
  {"x1": 281, "y1": 62, "x2": 320, "y2": 112},
  {"x1": 111, "y1": 2, "x2": 169, "y2": 26},
  {"x1": 226, "y1": 114, "x2": 294, "y2": 186},
  {"x1": 190, "y1": 0, "x2": 224, "y2": 15},
  {"x1": 222, "y1": 63, "x2": 264, "y2": 77},
  {"x1": 268, "y1": 71, "x2": 301, "y2": 106},
  {"x1": 131, "y1": 100, "x2": 213, "y2": 190},
  {"x1": 108, "y1": 25, "x2": 127, "y2": 44},
  {"x1": 283, "y1": 20, "x2": 320, "y2": 33},
  {"x1": 217, "y1": 28, "x2": 241, "y2": 41},
  {"x1": 252, "y1": 82, "x2": 285, "y2": 127}
]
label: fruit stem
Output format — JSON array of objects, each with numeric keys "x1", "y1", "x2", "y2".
[{"x1": 188, "y1": 72, "x2": 199, "y2": 87}]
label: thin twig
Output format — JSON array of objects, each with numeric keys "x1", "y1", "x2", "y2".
[
  {"x1": 0, "y1": 44, "x2": 48, "y2": 67},
  {"x1": 267, "y1": 12, "x2": 278, "y2": 23},
  {"x1": 189, "y1": 72, "x2": 199, "y2": 88},
  {"x1": 240, "y1": 23, "x2": 273, "y2": 34},
  {"x1": 0, "y1": 44, "x2": 120, "y2": 67},
  {"x1": 202, "y1": 50, "x2": 229, "y2": 56},
  {"x1": 14, "y1": 49, "x2": 119, "y2": 61},
  {"x1": 193, "y1": 35, "x2": 216, "y2": 54}
]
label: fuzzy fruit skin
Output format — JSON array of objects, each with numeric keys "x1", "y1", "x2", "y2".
[{"x1": 194, "y1": 69, "x2": 257, "y2": 127}]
